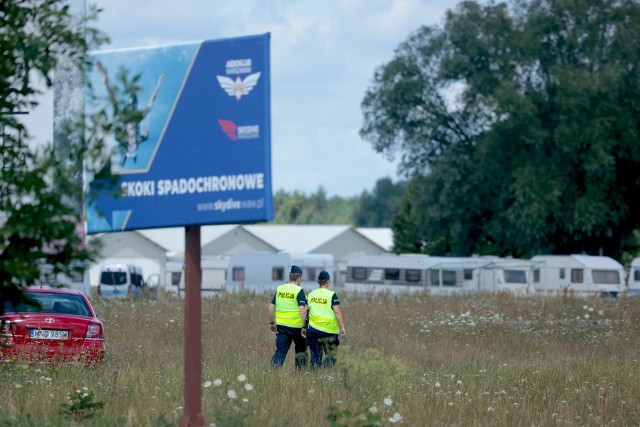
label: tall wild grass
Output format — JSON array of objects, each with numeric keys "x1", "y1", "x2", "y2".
[{"x1": 1, "y1": 291, "x2": 639, "y2": 426}]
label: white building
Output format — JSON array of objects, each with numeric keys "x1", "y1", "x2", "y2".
[
  {"x1": 88, "y1": 231, "x2": 167, "y2": 288},
  {"x1": 89, "y1": 225, "x2": 391, "y2": 290}
]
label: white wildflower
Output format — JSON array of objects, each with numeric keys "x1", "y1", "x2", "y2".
[
  {"x1": 203, "y1": 381, "x2": 212, "y2": 388},
  {"x1": 584, "y1": 314, "x2": 590, "y2": 319},
  {"x1": 213, "y1": 378, "x2": 222, "y2": 387},
  {"x1": 388, "y1": 412, "x2": 403, "y2": 424},
  {"x1": 242, "y1": 398, "x2": 249, "y2": 403},
  {"x1": 237, "y1": 374, "x2": 247, "y2": 382},
  {"x1": 383, "y1": 397, "x2": 393, "y2": 406},
  {"x1": 227, "y1": 390, "x2": 237, "y2": 399},
  {"x1": 244, "y1": 383, "x2": 253, "y2": 391},
  {"x1": 369, "y1": 406, "x2": 378, "y2": 414},
  {"x1": 435, "y1": 382, "x2": 441, "y2": 388}
]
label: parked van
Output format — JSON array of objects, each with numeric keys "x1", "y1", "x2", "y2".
[
  {"x1": 530, "y1": 255, "x2": 626, "y2": 297},
  {"x1": 628, "y1": 257, "x2": 640, "y2": 295},
  {"x1": 98, "y1": 263, "x2": 145, "y2": 298},
  {"x1": 225, "y1": 252, "x2": 335, "y2": 294}
]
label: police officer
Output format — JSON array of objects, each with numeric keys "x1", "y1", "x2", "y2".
[
  {"x1": 307, "y1": 270, "x2": 346, "y2": 368},
  {"x1": 268, "y1": 265, "x2": 308, "y2": 368}
]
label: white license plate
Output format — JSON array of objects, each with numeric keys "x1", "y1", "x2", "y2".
[{"x1": 30, "y1": 329, "x2": 69, "y2": 340}]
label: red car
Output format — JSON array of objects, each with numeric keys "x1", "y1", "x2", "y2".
[{"x1": 1, "y1": 287, "x2": 105, "y2": 364}]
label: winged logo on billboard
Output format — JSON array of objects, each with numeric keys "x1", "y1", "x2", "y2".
[
  {"x1": 218, "y1": 119, "x2": 237, "y2": 140},
  {"x1": 216, "y1": 72, "x2": 261, "y2": 101}
]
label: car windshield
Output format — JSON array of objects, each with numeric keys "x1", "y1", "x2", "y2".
[
  {"x1": 3, "y1": 292, "x2": 91, "y2": 316},
  {"x1": 100, "y1": 271, "x2": 128, "y2": 285}
]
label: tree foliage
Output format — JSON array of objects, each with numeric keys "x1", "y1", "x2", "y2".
[
  {"x1": 274, "y1": 187, "x2": 356, "y2": 225},
  {"x1": 353, "y1": 177, "x2": 406, "y2": 227},
  {"x1": 361, "y1": 0, "x2": 640, "y2": 259},
  {"x1": 0, "y1": 0, "x2": 107, "y2": 312},
  {"x1": 273, "y1": 177, "x2": 405, "y2": 227}
]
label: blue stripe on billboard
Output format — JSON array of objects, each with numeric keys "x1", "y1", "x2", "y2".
[{"x1": 85, "y1": 33, "x2": 272, "y2": 233}]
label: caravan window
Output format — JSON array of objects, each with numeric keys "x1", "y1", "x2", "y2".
[
  {"x1": 232, "y1": 267, "x2": 245, "y2": 281},
  {"x1": 406, "y1": 269, "x2": 421, "y2": 282},
  {"x1": 384, "y1": 269, "x2": 400, "y2": 281},
  {"x1": 571, "y1": 269, "x2": 584, "y2": 283},
  {"x1": 504, "y1": 270, "x2": 526, "y2": 284},
  {"x1": 635, "y1": 270, "x2": 640, "y2": 282},
  {"x1": 272, "y1": 267, "x2": 284, "y2": 281},
  {"x1": 352, "y1": 267, "x2": 367, "y2": 281},
  {"x1": 305, "y1": 268, "x2": 317, "y2": 281},
  {"x1": 533, "y1": 269, "x2": 540, "y2": 283},
  {"x1": 430, "y1": 270, "x2": 457, "y2": 287},
  {"x1": 171, "y1": 272, "x2": 182, "y2": 286},
  {"x1": 592, "y1": 270, "x2": 619, "y2": 284},
  {"x1": 559, "y1": 268, "x2": 565, "y2": 279},
  {"x1": 464, "y1": 269, "x2": 473, "y2": 280}
]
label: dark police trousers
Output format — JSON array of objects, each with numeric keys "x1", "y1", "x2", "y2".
[
  {"x1": 307, "y1": 327, "x2": 340, "y2": 368},
  {"x1": 271, "y1": 325, "x2": 308, "y2": 368}
]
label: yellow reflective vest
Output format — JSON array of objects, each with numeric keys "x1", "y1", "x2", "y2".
[
  {"x1": 274, "y1": 283, "x2": 305, "y2": 328},
  {"x1": 308, "y1": 288, "x2": 339, "y2": 334}
]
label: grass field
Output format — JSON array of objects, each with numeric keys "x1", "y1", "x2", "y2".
[{"x1": 1, "y1": 291, "x2": 639, "y2": 426}]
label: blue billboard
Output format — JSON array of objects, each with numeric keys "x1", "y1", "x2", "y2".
[{"x1": 85, "y1": 33, "x2": 272, "y2": 233}]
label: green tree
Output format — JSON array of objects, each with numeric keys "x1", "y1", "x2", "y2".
[
  {"x1": 390, "y1": 185, "x2": 424, "y2": 253},
  {"x1": 1, "y1": 0, "x2": 107, "y2": 312},
  {"x1": 273, "y1": 187, "x2": 356, "y2": 225},
  {"x1": 353, "y1": 177, "x2": 406, "y2": 227},
  {"x1": 362, "y1": 0, "x2": 640, "y2": 259}
]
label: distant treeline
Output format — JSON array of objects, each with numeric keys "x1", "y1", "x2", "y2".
[{"x1": 273, "y1": 177, "x2": 405, "y2": 228}]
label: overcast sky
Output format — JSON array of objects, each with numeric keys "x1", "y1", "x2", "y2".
[{"x1": 23, "y1": 0, "x2": 451, "y2": 198}]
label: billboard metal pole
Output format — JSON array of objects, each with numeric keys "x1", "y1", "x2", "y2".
[{"x1": 180, "y1": 225, "x2": 205, "y2": 427}]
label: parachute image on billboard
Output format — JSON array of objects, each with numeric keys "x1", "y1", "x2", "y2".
[{"x1": 85, "y1": 33, "x2": 272, "y2": 233}]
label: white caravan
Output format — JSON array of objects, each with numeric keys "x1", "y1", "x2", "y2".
[
  {"x1": 344, "y1": 254, "x2": 535, "y2": 295},
  {"x1": 345, "y1": 254, "x2": 480, "y2": 295},
  {"x1": 530, "y1": 255, "x2": 626, "y2": 297},
  {"x1": 628, "y1": 257, "x2": 640, "y2": 295},
  {"x1": 225, "y1": 253, "x2": 335, "y2": 294},
  {"x1": 422, "y1": 256, "x2": 487, "y2": 295},
  {"x1": 473, "y1": 257, "x2": 535, "y2": 296},
  {"x1": 345, "y1": 254, "x2": 431, "y2": 294},
  {"x1": 166, "y1": 256, "x2": 229, "y2": 298}
]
